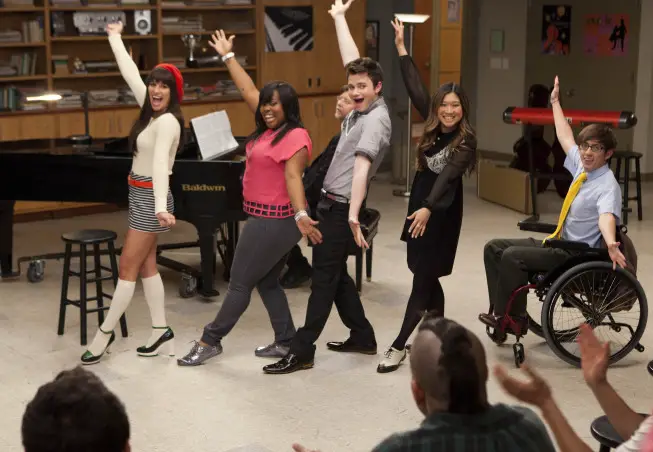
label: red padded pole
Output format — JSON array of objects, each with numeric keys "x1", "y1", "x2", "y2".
[{"x1": 503, "y1": 107, "x2": 637, "y2": 129}]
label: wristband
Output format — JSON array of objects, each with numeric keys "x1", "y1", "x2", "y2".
[
  {"x1": 222, "y1": 52, "x2": 235, "y2": 62},
  {"x1": 294, "y1": 210, "x2": 308, "y2": 221}
]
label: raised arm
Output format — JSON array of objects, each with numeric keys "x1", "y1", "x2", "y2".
[
  {"x1": 329, "y1": 0, "x2": 360, "y2": 66},
  {"x1": 208, "y1": 30, "x2": 259, "y2": 113},
  {"x1": 392, "y1": 19, "x2": 431, "y2": 120},
  {"x1": 550, "y1": 76, "x2": 577, "y2": 154},
  {"x1": 106, "y1": 22, "x2": 146, "y2": 107}
]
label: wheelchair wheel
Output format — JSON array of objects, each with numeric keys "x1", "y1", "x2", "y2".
[{"x1": 541, "y1": 261, "x2": 648, "y2": 367}]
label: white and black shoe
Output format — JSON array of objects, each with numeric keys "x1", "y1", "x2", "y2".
[{"x1": 376, "y1": 347, "x2": 407, "y2": 373}]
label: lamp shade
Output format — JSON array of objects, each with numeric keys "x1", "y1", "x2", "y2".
[{"x1": 394, "y1": 13, "x2": 430, "y2": 24}]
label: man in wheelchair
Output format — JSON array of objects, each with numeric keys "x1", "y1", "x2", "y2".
[{"x1": 478, "y1": 76, "x2": 628, "y2": 335}]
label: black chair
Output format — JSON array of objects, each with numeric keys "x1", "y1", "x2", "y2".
[
  {"x1": 347, "y1": 208, "x2": 381, "y2": 292},
  {"x1": 610, "y1": 151, "x2": 643, "y2": 225},
  {"x1": 591, "y1": 413, "x2": 649, "y2": 451},
  {"x1": 57, "y1": 229, "x2": 128, "y2": 346}
]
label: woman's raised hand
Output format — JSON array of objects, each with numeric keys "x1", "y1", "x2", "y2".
[
  {"x1": 550, "y1": 75, "x2": 560, "y2": 104},
  {"x1": 390, "y1": 18, "x2": 407, "y2": 55},
  {"x1": 106, "y1": 21, "x2": 123, "y2": 36},
  {"x1": 209, "y1": 29, "x2": 235, "y2": 57}
]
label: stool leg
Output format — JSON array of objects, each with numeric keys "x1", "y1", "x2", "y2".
[
  {"x1": 57, "y1": 243, "x2": 73, "y2": 336},
  {"x1": 355, "y1": 248, "x2": 363, "y2": 292},
  {"x1": 93, "y1": 243, "x2": 105, "y2": 326},
  {"x1": 365, "y1": 243, "x2": 373, "y2": 282},
  {"x1": 79, "y1": 244, "x2": 88, "y2": 346},
  {"x1": 623, "y1": 159, "x2": 630, "y2": 225},
  {"x1": 108, "y1": 240, "x2": 128, "y2": 338},
  {"x1": 635, "y1": 158, "x2": 643, "y2": 221}
]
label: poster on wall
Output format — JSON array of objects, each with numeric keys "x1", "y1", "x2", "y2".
[
  {"x1": 264, "y1": 6, "x2": 314, "y2": 52},
  {"x1": 447, "y1": 0, "x2": 461, "y2": 23},
  {"x1": 584, "y1": 14, "x2": 629, "y2": 56},
  {"x1": 541, "y1": 5, "x2": 571, "y2": 55},
  {"x1": 365, "y1": 21, "x2": 379, "y2": 61}
]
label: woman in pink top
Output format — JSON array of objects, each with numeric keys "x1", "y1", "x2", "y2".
[{"x1": 178, "y1": 30, "x2": 322, "y2": 366}]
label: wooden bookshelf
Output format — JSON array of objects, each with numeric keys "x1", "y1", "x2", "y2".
[{"x1": 0, "y1": 0, "x2": 368, "y2": 217}]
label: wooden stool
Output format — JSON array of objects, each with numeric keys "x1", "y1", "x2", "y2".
[
  {"x1": 611, "y1": 151, "x2": 643, "y2": 225},
  {"x1": 348, "y1": 208, "x2": 381, "y2": 292},
  {"x1": 57, "y1": 229, "x2": 128, "y2": 346},
  {"x1": 590, "y1": 413, "x2": 648, "y2": 451}
]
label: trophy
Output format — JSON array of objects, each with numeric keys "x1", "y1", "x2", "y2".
[{"x1": 181, "y1": 33, "x2": 201, "y2": 68}]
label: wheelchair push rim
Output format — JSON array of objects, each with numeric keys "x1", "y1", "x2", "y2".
[{"x1": 541, "y1": 261, "x2": 647, "y2": 368}]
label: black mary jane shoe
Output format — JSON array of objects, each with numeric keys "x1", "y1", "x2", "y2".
[
  {"x1": 326, "y1": 339, "x2": 377, "y2": 355},
  {"x1": 262, "y1": 354, "x2": 314, "y2": 375},
  {"x1": 137, "y1": 327, "x2": 175, "y2": 357},
  {"x1": 81, "y1": 331, "x2": 116, "y2": 365}
]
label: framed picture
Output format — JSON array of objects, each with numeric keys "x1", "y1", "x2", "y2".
[
  {"x1": 490, "y1": 29, "x2": 505, "y2": 53},
  {"x1": 365, "y1": 20, "x2": 379, "y2": 61}
]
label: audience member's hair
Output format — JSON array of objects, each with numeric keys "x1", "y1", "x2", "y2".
[
  {"x1": 345, "y1": 57, "x2": 384, "y2": 93},
  {"x1": 340, "y1": 84, "x2": 349, "y2": 94},
  {"x1": 415, "y1": 313, "x2": 488, "y2": 415},
  {"x1": 577, "y1": 123, "x2": 617, "y2": 151},
  {"x1": 22, "y1": 366, "x2": 130, "y2": 452}
]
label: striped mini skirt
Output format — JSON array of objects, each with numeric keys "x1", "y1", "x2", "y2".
[{"x1": 128, "y1": 172, "x2": 174, "y2": 233}]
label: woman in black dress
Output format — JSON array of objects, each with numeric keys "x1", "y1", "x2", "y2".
[{"x1": 377, "y1": 18, "x2": 477, "y2": 373}]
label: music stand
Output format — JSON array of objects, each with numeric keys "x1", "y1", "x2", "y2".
[
  {"x1": 392, "y1": 13, "x2": 430, "y2": 198},
  {"x1": 26, "y1": 91, "x2": 91, "y2": 144}
]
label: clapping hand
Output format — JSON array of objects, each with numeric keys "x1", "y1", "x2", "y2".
[
  {"x1": 156, "y1": 212, "x2": 176, "y2": 228},
  {"x1": 494, "y1": 363, "x2": 552, "y2": 409},
  {"x1": 209, "y1": 29, "x2": 235, "y2": 57},
  {"x1": 550, "y1": 75, "x2": 560, "y2": 104},
  {"x1": 328, "y1": 0, "x2": 355, "y2": 18},
  {"x1": 577, "y1": 323, "x2": 609, "y2": 388},
  {"x1": 106, "y1": 21, "x2": 123, "y2": 35}
]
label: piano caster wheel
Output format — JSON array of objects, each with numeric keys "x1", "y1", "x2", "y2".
[
  {"x1": 27, "y1": 260, "x2": 45, "y2": 283},
  {"x1": 513, "y1": 343, "x2": 525, "y2": 368},
  {"x1": 179, "y1": 274, "x2": 198, "y2": 299}
]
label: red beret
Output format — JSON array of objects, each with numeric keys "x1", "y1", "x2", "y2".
[{"x1": 155, "y1": 63, "x2": 184, "y2": 102}]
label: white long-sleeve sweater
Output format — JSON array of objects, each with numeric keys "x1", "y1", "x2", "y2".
[{"x1": 108, "y1": 33, "x2": 181, "y2": 214}]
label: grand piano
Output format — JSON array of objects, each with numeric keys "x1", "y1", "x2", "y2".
[{"x1": 0, "y1": 131, "x2": 247, "y2": 299}]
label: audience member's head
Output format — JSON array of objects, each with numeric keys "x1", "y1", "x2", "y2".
[
  {"x1": 22, "y1": 366, "x2": 130, "y2": 452},
  {"x1": 409, "y1": 314, "x2": 489, "y2": 416}
]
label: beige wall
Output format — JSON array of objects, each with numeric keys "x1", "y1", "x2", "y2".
[
  {"x1": 474, "y1": 0, "x2": 528, "y2": 156},
  {"x1": 633, "y1": 0, "x2": 653, "y2": 173}
]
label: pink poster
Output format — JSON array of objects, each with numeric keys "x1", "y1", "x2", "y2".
[{"x1": 584, "y1": 14, "x2": 629, "y2": 56}]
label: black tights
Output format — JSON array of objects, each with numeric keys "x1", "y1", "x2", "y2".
[{"x1": 392, "y1": 272, "x2": 445, "y2": 350}]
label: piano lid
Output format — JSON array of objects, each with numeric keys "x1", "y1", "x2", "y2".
[{"x1": 0, "y1": 137, "x2": 112, "y2": 155}]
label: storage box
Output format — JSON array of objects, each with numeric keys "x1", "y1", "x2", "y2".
[{"x1": 477, "y1": 158, "x2": 532, "y2": 214}]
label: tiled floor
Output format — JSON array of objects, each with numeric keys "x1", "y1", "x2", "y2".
[{"x1": 1, "y1": 173, "x2": 652, "y2": 451}]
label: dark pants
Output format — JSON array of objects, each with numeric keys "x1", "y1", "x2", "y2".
[
  {"x1": 484, "y1": 238, "x2": 572, "y2": 316},
  {"x1": 286, "y1": 244, "x2": 310, "y2": 271},
  {"x1": 289, "y1": 198, "x2": 376, "y2": 361},
  {"x1": 0, "y1": 201, "x2": 15, "y2": 274},
  {"x1": 201, "y1": 215, "x2": 301, "y2": 346}
]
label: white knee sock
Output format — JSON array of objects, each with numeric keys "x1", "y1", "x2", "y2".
[
  {"x1": 142, "y1": 273, "x2": 168, "y2": 347},
  {"x1": 86, "y1": 279, "x2": 136, "y2": 356}
]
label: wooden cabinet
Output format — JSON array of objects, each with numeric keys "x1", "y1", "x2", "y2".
[
  {"x1": 0, "y1": 114, "x2": 56, "y2": 141},
  {"x1": 260, "y1": 0, "x2": 366, "y2": 95},
  {"x1": 300, "y1": 94, "x2": 341, "y2": 161}
]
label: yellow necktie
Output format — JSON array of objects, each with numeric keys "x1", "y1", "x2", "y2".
[{"x1": 544, "y1": 172, "x2": 587, "y2": 243}]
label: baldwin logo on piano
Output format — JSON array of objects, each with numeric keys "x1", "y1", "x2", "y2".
[{"x1": 181, "y1": 184, "x2": 226, "y2": 192}]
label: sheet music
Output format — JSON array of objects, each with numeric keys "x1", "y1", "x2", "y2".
[{"x1": 190, "y1": 110, "x2": 239, "y2": 160}]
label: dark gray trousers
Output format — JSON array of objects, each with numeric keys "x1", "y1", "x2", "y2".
[
  {"x1": 201, "y1": 215, "x2": 301, "y2": 346},
  {"x1": 484, "y1": 238, "x2": 572, "y2": 316}
]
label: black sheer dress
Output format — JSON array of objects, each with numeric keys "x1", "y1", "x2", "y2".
[{"x1": 398, "y1": 55, "x2": 477, "y2": 279}]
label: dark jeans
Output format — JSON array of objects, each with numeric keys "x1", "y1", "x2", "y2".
[
  {"x1": 484, "y1": 238, "x2": 572, "y2": 316},
  {"x1": 0, "y1": 201, "x2": 15, "y2": 274},
  {"x1": 289, "y1": 198, "x2": 376, "y2": 361},
  {"x1": 286, "y1": 244, "x2": 310, "y2": 271},
  {"x1": 201, "y1": 215, "x2": 301, "y2": 346}
]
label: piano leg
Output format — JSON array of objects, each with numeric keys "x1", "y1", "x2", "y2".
[
  {"x1": 197, "y1": 230, "x2": 220, "y2": 298},
  {"x1": 0, "y1": 200, "x2": 17, "y2": 277}
]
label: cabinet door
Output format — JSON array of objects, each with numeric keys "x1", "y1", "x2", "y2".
[
  {"x1": 89, "y1": 111, "x2": 116, "y2": 138},
  {"x1": 310, "y1": 0, "x2": 367, "y2": 94},
  {"x1": 56, "y1": 112, "x2": 86, "y2": 138}
]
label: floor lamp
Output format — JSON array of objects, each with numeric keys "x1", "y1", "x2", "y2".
[{"x1": 392, "y1": 13, "x2": 430, "y2": 198}]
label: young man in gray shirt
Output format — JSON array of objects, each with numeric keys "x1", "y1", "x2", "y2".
[{"x1": 264, "y1": 0, "x2": 392, "y2": 374}]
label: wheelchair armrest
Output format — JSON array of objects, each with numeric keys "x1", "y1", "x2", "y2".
[{"x1": 544, "y1": 239, "x2": 590, "y2": 251}]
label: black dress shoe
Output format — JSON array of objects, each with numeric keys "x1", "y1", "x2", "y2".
[
  {"x1": 1, "y1": 270, "x2": 19, "y2": 280},
  {"x1": 326, "y1": 339, "x2": 377, "y2": 355},
  {"x1": 262, "y1": 354, "x2": 314, "y2": 374}
]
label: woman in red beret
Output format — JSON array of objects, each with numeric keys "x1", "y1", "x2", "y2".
[{"x1": 81, "y1": 20, "x2": 184, "y2": 364}]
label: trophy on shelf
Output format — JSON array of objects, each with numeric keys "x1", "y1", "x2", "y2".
[{"x1": 181, "y1": 33, "x2": 201, "y2": 68}]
